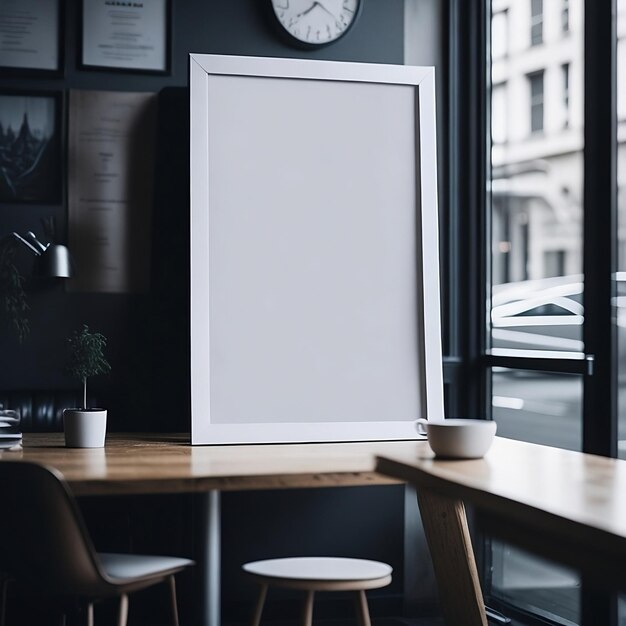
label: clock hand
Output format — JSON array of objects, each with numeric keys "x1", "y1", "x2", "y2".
[
  {"x1": 293, "y1": 1, "x2": 335, "y2": 22},
  {"x1": 311, "y1": 1, "x2": 337, "y2": 18}
]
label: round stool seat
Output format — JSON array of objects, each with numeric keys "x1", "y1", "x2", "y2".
[{"x1": 243, "y1": 557, "x2": 392, "y2": 591}]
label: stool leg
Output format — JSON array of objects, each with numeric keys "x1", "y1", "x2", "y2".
[
  {"x1": 301, "y1": 590, "x2": 314, "y2": 626},
  {"x1": 251, "y1": 583, "x2": 268, "y2": 626},
  {"x1": 354, "y1": 590, "x2": 371, "y2": 626},
  {"x1": 117, "y1": 593, "x2": 129, "y2": 626},
  {"x1": 168, "y1": 576, "x2": 180, "y2": 626}
]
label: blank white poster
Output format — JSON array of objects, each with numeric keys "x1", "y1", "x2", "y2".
[{"x1": 207, "y1": 75, "x2": 420, "y2": 424}]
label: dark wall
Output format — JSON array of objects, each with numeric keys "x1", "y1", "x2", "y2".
[{"x1": 0, "y1": 1, "x2": 405, "y2": 433}]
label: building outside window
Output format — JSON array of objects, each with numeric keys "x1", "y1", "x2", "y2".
[
  {"x1": 490, "y1": 0, "x2": 585, "y2": 451},
  {"x1": 488, "y1": 0, "x2": 585, "y2": 623},
  {"x1": 530, "y1": 0, "x2": 543, "y2": 45}
]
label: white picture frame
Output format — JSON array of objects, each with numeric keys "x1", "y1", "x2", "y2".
[{"x1": 190, "y1": 54, "x2": 444, "y2": 445}]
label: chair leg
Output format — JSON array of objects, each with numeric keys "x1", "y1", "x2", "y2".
[
  {"x1": 86, "y1": 601, "x2": 94, "y2": 626},
  {"x1": 168, "y1": 575, "x2": 180, "y2": 626},
  {"x1": 301, "y1": 590, "x2": 314, "y2": 626},
  {"x1": 354, "y1": 590, "x2": 371, "y2": 626},
  {"x1": 251, "y1": 583, "x2": 268, "y2": 626},
  {"x1": 117, "y1": 593, "x2": 129, "y2": 626}
]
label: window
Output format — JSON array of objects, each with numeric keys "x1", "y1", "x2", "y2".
[
  {"x1": 487, "y1": 1, "x2": 585, "y2": 623},
  {"x1": 528, "y1": 70, "x2": 544, "y2": 133},
  {"x1": 562, "y1": 63, "x2": 570, "y2": 128},
  {"x1": 455, "y1": 0, "x2": 618, "y2": 623},
  {"x1": 562, "y1": 0, "x2": 570, "y2": 33},
  {"x1": 531, "y1": 0, "x2": 543, "y2": 46}
]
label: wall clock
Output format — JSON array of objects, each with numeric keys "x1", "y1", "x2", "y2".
[{"x1": 270, "y1": 0, "x2": 361, "y2": 47}]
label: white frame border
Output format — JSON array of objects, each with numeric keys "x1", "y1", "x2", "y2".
[{"x1": 190, "y1": 54, "x2": 444, "y2": 445}]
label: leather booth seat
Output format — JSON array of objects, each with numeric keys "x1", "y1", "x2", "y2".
[{"x1": 0, "y1": 391, "x2": 87, "y2": 432}]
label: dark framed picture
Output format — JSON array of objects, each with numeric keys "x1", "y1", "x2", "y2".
[
  {"x1": 0, "y1": 91, "x2": 64, "y2": 204},
  {"x1": 0, "y1": 0, "x2": 64, "y2": 76},
  {"x1": 79, "y1": 0, "x2": 171, "y2": 74}
]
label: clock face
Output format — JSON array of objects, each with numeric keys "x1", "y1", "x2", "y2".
[{"x1": 270, "y1": 0, "x2": 361, "y2": 46}]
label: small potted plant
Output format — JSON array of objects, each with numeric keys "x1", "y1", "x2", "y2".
[{"x1": 63, "y1": 325, "x2": 111, "y2": 448}]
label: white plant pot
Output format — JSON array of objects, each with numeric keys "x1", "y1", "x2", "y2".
[{"x1": 63, "y1": 409, "x2": 107, "y2": 448}]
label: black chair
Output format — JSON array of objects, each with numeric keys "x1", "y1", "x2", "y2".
[{"x1": 0, "y1": 461, "x2": 194, "y2": 626}]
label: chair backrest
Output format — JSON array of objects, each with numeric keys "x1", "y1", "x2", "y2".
[{"x1": 0, "y1": 461, "x2": 107, "y2": 596}]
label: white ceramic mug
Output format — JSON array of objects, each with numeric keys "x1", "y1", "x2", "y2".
[{"x1": 416, "y1": 418, "x2": 497, "y2": 459}]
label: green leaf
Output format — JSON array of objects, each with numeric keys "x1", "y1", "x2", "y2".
[{"x1": 65, "y1": 324, "x2": 111, "y2": 382}]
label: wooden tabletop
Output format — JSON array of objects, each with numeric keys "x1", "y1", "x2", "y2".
[
  {"x1": 0, "y1": 433, "x2": 414, "y2": 496},
  {"x1": 376, "y1": 436, "x2": 626, "y2": 591}
]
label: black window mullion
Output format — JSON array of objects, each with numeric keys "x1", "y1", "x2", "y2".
[
  {"x1": 581, "y1": 1, "x2": 618, "y2": 623},
  {"x1": 452, "y1": 0, "x2": 490, "y2": 420},
  {"x1": 485, "y1": 352, "x2": 589, "y2": 375},
  {"x1": 582, "y1": 0, "x2": 618, "y2": 459}
]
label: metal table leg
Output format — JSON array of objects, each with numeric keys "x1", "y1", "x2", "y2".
[{"x1": 197, "y1": 490, "x2": 221, "y2": 626}]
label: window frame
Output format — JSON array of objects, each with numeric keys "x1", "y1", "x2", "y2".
[{"x1": 448, "y1": 0, "x2": 619, "y2": 624}]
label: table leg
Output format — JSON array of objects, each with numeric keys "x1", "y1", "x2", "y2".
[
  {"x1": 416, "y1": 488, "x2": 487, "y2": 626},
  {"x1": 197, "y1": 490, "x2": 221, "y2": 626}
]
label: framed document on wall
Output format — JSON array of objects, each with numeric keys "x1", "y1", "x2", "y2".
[
  {"x1": 67, "y1": 89, "x2": 157, "y2": 293},
  {"x1": 0, "y1": 90, "x2": 63, "y2": 204},
  {"x1": 0, "y1": 0, "x2": 64, "y2": 75},
  {"x1": 190, "y1": 54, "x2": 444, "y2": 445},
  {"x1": 80, "y1": 0, "x2": 170, "y2": 73}
]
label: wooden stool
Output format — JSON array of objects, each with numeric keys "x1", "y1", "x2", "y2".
[{"x1": 243, "y1": 556, "x2": 392, "y2": 626}]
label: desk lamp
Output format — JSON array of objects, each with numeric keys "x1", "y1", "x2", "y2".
[{"x1": 10, "y1": 217, "x2": 74, "y2": 279}]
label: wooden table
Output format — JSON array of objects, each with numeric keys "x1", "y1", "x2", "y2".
[
  {"x1": 12, "y1": 434, "x2": 617, "y2": 626},
  {"x1": 376, "y1": 436, "x2": 626, "y2": 626},
  {"x1": 2, "y1": 433, "x2": 410, "y2": 626},
  {"x1": 10, "y1": 433, "x2": 405, "y2": 495}
]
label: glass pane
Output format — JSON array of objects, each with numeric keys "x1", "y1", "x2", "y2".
[
  {"x1": 491, "y1": 0, "x2": 584, "y2": 354},
  {"x1": 531, "y1": 0, "x2": 543, "y2": 46},
  {"x1": 493, "y1": 368, "x2": 582, "y2": 451},
  {"x1": 491, "y1": 540, "x2": 580, "y2": 625},
  {"x1": 490, "y1": 2, "x2": 585, "y2": 623},
  {"x1": 491, "y1": 368, "x2": 582, "y2": 623},
  {"x1": 617, "y1": 1, "x2": 626, "y2": 464}
]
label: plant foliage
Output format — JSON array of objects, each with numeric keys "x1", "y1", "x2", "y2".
[
  {"x1": 0, "y1": 240, "x2": 29, "y2": 342},
  {"x1": 65, "y1": 325, "x2": 111, "y2": 385}
]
